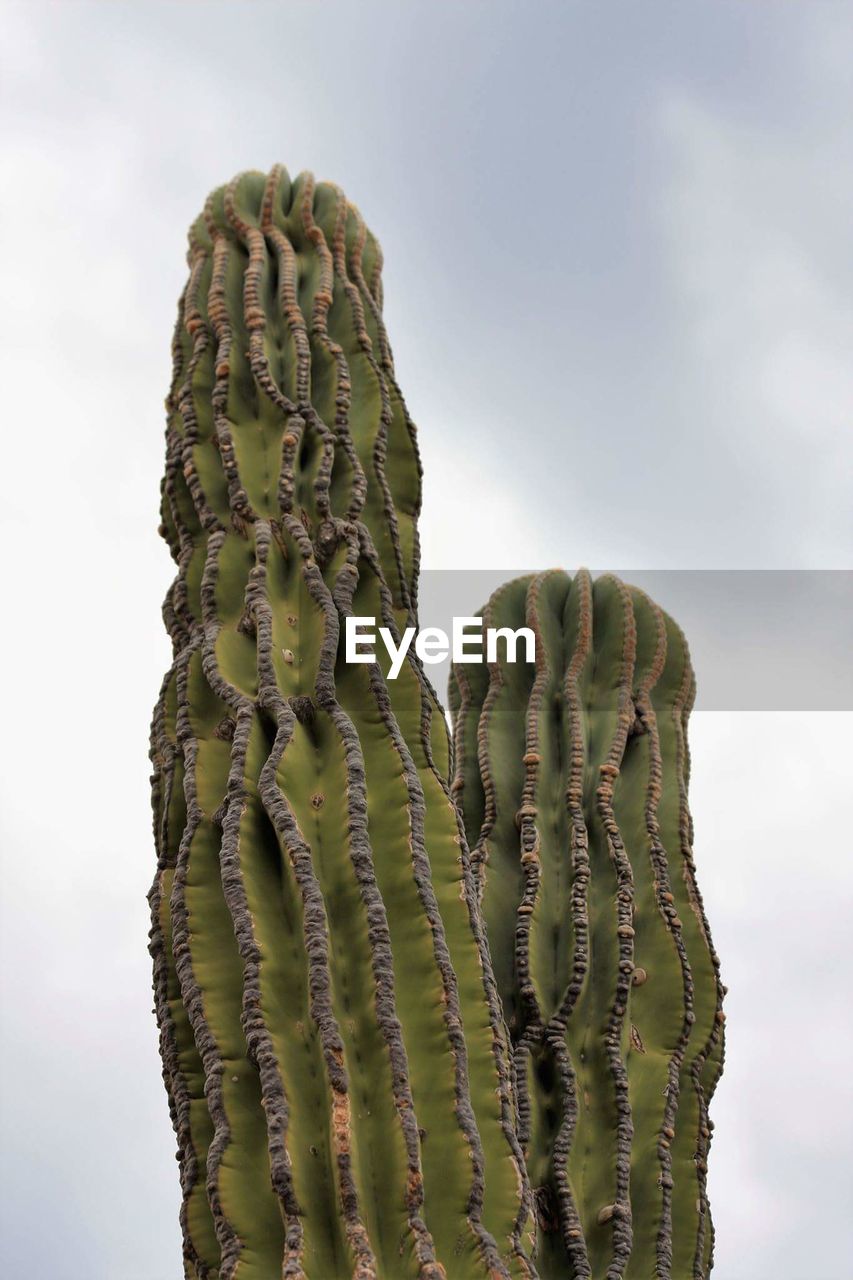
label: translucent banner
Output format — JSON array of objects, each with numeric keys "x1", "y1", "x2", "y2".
[{"x1": 415, "y1": 570, "x2": 853, "y2": 711}]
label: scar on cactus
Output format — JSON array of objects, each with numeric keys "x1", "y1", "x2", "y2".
[
  {"x1": 149, "y1": 165, "x2": 534, "y2": 1280},
  {"x1": 449, "y1": 569, "x2": 725, "y2": 1279}
]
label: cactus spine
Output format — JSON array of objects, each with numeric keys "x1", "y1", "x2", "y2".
[
  {"x1": 149, "y1": 167, "x2": 533, "y2": 1280},
  {"x1": 449, "y1": 571, "x2": 725, "y2": 1279}
]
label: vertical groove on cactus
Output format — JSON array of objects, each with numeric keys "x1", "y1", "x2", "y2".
[
  {"x1": 623, "y1": 586, "x2": 695, "y2": 1277},
  {"x1": 150, "y1": 165, "x2": 533, "y2": 1279},
  {"x1": 670, "y1": 654, "x2": 726, "y2": 1279},
  {"x1": 450, "y1": 570, "x2": 725, "y2": 1279}
]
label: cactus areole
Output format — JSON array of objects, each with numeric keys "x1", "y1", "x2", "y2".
[
  {"x1": 449, "y1": 570, "x2": 725, "y2": 1278},
  {"x1": 149, "y1": 166, "x2": 534, "y2": 1280}
]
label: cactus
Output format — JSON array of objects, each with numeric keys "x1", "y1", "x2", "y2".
[
  {"x1": 149, "y1": 166, "x2": 533, "y2": 1280},
  {"x1": 449, "y1": 570, "x2": 725, "y2": 1279}
]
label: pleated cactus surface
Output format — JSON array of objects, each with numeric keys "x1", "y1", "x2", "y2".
[
  {"x1": 149, "y1": 166, "x2": 533, "y2": 1280},
  {"x1": 449, "y1": 571, "x2": 725, "y2": 1279}
]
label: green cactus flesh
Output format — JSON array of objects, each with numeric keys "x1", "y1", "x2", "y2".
[
  {"x1": 448, "y1": 571, "x2": 725, "y2": 1279},
  {"x1": 149, "y1": 167, "x2": 533, "y2": 1280}
]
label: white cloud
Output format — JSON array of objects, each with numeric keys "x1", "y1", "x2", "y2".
[{"x1": 418, "y1": 427, "x2": 554, "y2": 569}]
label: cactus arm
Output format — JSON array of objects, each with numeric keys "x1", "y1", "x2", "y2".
[
  {"x1": 153, "y1": 166, "x2": 534, "y2": 1278},
  {"x1": 449, "y1": 572, "x2": 725, "y2": 1278}
]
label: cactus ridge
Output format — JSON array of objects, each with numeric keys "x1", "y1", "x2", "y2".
[
  {"x1": 339, "y1": 532, "x2": 514, "y2": 1276},
  {"x1": 670, "y1": 659, "x2": 726, "y2": 1277},
  {"x1": 150, "y1": 662, "x2": 216, "y2": 1278},
  {"x1": 150, "y1": 165, "x2": 533, "y2": 1279},
  {"x1": 449, "y1": 571, "x2": 725, "y2": 1279}
]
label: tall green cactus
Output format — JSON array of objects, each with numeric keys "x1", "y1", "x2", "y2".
[
  {"x1": 149, "y1": 166, "x2": 533, "y2": 1280},
  {"x1": 449, "y1": 571, "x2": 725, "y2": 1279}
]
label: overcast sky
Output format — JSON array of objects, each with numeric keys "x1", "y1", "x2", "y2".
[{"x1": 1, "y1": 3, "x2": 851, "y2": 1278}]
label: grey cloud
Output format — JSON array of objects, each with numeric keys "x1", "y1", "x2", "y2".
[{"x1": 1, "y1": 3, "x2": 850, "y2": 1277}]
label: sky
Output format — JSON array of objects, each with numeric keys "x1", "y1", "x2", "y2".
[{"x1": 0, "y1": 3, "x2": 851, "y2": 1277}]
